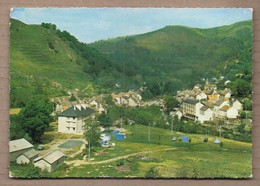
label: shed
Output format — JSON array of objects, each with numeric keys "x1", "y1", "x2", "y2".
[
  {"x1": 34, "y1": 150, "x2": 66, "y2": 172},
  {"x1": 115, "y1": 133, "x2": 126, "y2": 140},
  {"x1": 9, "y1": 138, "x2": 34, "y2": 162},
  {"x1": 182, "y1": 136, "x2": 189, "y2": 143},
  {"x1": 16, "y1": 148, "x2": 38, "y2": 164}
]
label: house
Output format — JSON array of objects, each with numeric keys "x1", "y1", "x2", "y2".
[
  {"x1": 227, "y1": 107, "x2": 239, "y2": 119},
  {"x1": 204, "y1": 79, "x2": 217, "y2": 90},
  {"x1": 58, "y1": 104, "x2": 95, "y2": 134},
  {"x1": 217, "y1": 105, "x2": 230, "y2": 118},
  {"x1": 224, "y1": 92, "x2": 231, "y2": 100},
  {"x1": 232, "y1": 100, "x2": 243, "y2": 111},
  {"x1": 16, "y1": 149, "x2": 38, "y2": 164},
  {"x1": 213, "y1": 100, "x2": 230, "y2": 113},
  {"x1": 128, "y1": 96, "x2": 140, "y2": 107},
  {"x1": 196, "y1": 92, "x2": 207, "y2": 101},
  {"x1": 182, "y1": 99, "x2": 199, "y2": 120},
  {"x1": 34, "y1": 150, "x2": 66, "y2": 172},
  {"x1": 111, "y1": 93, "x2": 121, "y2": 105},
  {"x1": 207, "y1": 93, "x2": 220, "y2": 103},
  {"x1": 9, "y1": 138, "x2": 34, "y2": 162},
  {"x1": 198, "y1": 106, "x2": 214, "y2": 123},
  {"x1": 170, "y1": 110, "x2": 183, "y2": 120}
]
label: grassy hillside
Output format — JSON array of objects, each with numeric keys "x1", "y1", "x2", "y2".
[
  {"x1": 91, "y1": 20, "x2": 252, "y2": 94},
  {"x1": 10, "y1": 19, "x2": 135, "y2": 107}
]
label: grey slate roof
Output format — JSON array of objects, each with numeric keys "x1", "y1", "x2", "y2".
[
  {"x1": 23, "y1": 148, "x2": 38, "y2": 159},
  {"x1": 200, "y1": 106, "x2": 210, "y2": 111},
  {"x1": 183, "y1": 99, "x2": 199, "y2": 105},
  {"x1": 35, "y1": 150, "x2": 65, "y2": 165},
  {"x1": 59, "y1": 105, "x2": 95, "y2": 117},
  {"x1": 9, "y1": 138, "x2": 33, "y2": 153},
  {"x1": 215, "y1": 100, "x2": 225, "y2": 106}
]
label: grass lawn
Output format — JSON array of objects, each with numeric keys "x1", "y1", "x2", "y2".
[
  {"x1": 61, "y1": 124, "x2": 252, "y2": 178},
  {"x1": 10, "y1": 124, "x2": 251, "y2": 178}
]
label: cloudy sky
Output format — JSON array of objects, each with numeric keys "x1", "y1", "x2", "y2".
[{"x1": 10, "y1": 8, "x2": 252, "y2": 43}]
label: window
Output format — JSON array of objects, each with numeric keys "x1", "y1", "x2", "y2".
[
  {"x1": 73, "y1": 127, "x2": 75, "y2": 131},
  {"x1": 73, "y1": 117, "x2": 75, "y2": 120}
]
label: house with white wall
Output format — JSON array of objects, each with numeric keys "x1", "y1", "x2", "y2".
[
  {"x1": 198, "y1": 106, "x2": 214, "y2": 123},
  {"x1": 227, "y1": 107, "x2": 239, "y2": 119},
  {"x1": 233, "y1": 100, "x2": 243, "y2": 111},
  {"x1": 58, "y1": 104, "x2": 95, "y2": 134}
]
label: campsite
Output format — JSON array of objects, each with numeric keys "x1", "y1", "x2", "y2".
[{"x1": 10, "y1": 122, "x2": 252, "y2": 178}]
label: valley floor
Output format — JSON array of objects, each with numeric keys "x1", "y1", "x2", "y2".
[{"x1": 10, "y1": 123, "x2": 251, "y2": 178}]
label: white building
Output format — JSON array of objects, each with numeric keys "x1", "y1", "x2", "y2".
[
  {"x1": 58, "y1": 104, "x2": 95, "y2": 134},
  {"x1": 196, "y1": 92, "x2": 207, "y2": 101},
  {"x1": 213, "y1": 100, "x2": 230, "y2": 115},
  {"x1": 233, "y1": 100, "x2": 243, "y2": 111},
  {"x1": 198, "y1": 106, "x2": 214, "y2": 123},
  {"x1": 227, "y1": 107, "x2": 239, "y2": 119}
]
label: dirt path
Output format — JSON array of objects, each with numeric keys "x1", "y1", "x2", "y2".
[{"x1": 65, "y1": 147, "x2": 176, "y2": 167}]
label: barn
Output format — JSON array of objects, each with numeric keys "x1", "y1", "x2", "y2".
[
  {"x1": 9, "y1": 138, "x2": 34, "y2": 162},
  {"x1": 34, "y1": 150, "x2": 66, "y2": 172},
  {"x1": 16, "y1": 148, "x2": 38, "y2": 164}
]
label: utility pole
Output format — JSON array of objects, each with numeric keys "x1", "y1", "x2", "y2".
[
  {"x1": 148, "y1": 123, "x2": 151, "y2": 142},
  {"x1": 171, "y1": 118, "x2": 173, "y2": 135},
  {"x1": 88, "y1": 140, "x2": 91, "y2": 162}
]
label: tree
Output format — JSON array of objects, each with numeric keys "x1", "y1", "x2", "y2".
[
  {"x1": 163, "y1": 95, "x2": 180, "y2": 114},
  {"x1": 20, "y1": 96, "x2": 53, "y2": 142},
  {"x1": 83, "y1": 118, "x2": 101, "y2": 161},
  {"x1": 230, "y1": 79, "x2": 251, "y2": 97},
  {"x1": 10, "y1": 114, "x2": 27, "y2": 140},
  {"x1": 237, "y1": 123, "x2": 246, "y2": 134},
  {"x1": 97, "y1": 113, "x2": 112, "y2": 130},
  {"x1": 69, "y1": 94, "x2": 77, "y2": 101}
]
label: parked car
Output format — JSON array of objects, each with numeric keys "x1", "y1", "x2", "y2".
[{"x1": 37, "y1": 145, "x2": 44, "y2": 150}]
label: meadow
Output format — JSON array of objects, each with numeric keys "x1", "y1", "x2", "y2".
[{"x1": 39, "y1": 124, "x2": 252, "y2": 178}]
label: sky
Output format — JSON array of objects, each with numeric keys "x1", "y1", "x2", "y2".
[{"x1": 10, "y1": 8, "x2": 252, "y2": 43}]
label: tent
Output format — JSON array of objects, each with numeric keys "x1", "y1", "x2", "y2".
[
  {"x1": 214, "y1": 138, "x2": 221, "y2": 144},
  {"x1": 101, "y1": 140, "x2": 110, "y2": 147},
  {"x1": 100, "y1": 134, "x2": 111, "y2": 140},
  {"x1": 182, "y1": 136, "x2": 189, "y2": 143},
  {"x1": 115, "y1": 133, "x2": 126, "y2": 140},
  {"x1": 113, "y1": 129, "x2": 120, "y2": 135}
]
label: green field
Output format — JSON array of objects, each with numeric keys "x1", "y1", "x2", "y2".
[{"x1": 42, "y1": 124, "x2": 252, "y2": 178}]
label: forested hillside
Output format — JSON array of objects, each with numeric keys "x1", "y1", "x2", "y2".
[
  {"x1": 10, "y1": 19, "x2": 252, "y2": 107},
  {"x1": 91, "y1": 20, "x2": 252, "y2": 97}
]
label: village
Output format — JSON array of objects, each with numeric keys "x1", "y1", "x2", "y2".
[{"x1": 9, "y1": 75, "x2": 252, "y2": 175}]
